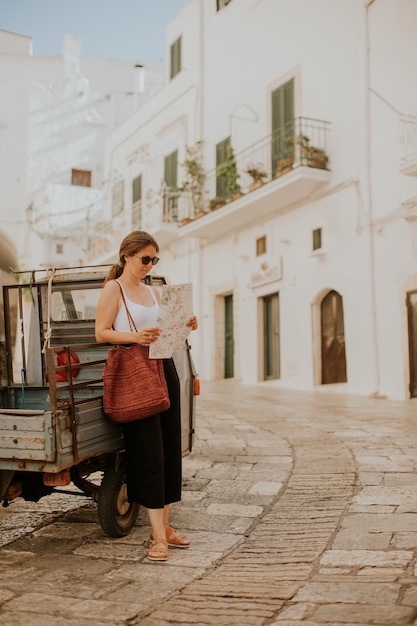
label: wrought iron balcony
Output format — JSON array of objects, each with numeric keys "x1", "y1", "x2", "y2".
[{"x1": 179, "y1": 116, "x2": 331, "y2": 239}]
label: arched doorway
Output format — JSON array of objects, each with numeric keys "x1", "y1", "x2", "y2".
[
  {"x1": 321, "y1": 290, "x2": 347, "y2": 384},
  {"x1": 406, "y1": 290, "x2": 417, "y2": 397}
]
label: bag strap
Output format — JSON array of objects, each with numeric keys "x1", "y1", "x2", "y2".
[{"x1": 115, "y1": 280, "x2": 138, "y2": 333}]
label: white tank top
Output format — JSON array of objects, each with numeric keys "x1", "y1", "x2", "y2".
[{"x1": 113, "y1": 281, "x2": 159, "y2": 332}]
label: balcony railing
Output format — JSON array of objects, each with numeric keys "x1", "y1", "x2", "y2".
[
  {"x1": 162, "y1": 188, "x2": 195, "y2": 224},
  {"x1": 179, "y1": 116, "x2": 330, "y2": 222},
  {"x1": 400, "y1": 114, "x2": 417, "y2": 176},
  {"x1": 150, "y1": 117, "x2": 331, "y2": 233}
]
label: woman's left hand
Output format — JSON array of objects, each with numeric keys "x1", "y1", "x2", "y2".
[{"x1": 186, "y1": 315, "x2": 198, "y2": 331}]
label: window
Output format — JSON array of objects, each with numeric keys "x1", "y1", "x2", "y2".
[
  {"x1": 71, "y1": 169, "x2": 91, "y2": 187},
  {"x1": 312, "y1": 228, "x2": 322, "y2": 251},
  {"x1": 217, "y1": 0, "x2": 232, "y2": 10},
  {"x1": 132, "y1": 175, "x2": 142, "y2": 229},
  {"x1": 164, "y1": 150, "x2": 178, "y2": 219},
  {"x1": 263, "y1": 293, "x2": 280, "y2": 380},
  {"x1": 271, "y1": 79, "x2": 294, "y2": 175},
  {"x1": 256, "y1": 236, "x2": 267, "y2": 256},
  {"x1": 112, "y1": 180, "x2": 124, "y2": 217},
  {"x1": 164, "y1": 151, "x2": 178, "y2": 189},
  {"x1": 170, "y1": 37, "x2": 182, "y2": 80},
  {"x1": 215, "y1": 137, "x2": 231, "y2": 198},
  {"x1": 51, "y1": 287, "x2": 103, "y2": 322},
  {"x1": 56, "y1": 243, "x2": 64, "y2": 255}
]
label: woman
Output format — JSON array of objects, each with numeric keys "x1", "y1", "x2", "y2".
[{"x1": 95, "y1": 230, "x2": 198, "y2": 561}]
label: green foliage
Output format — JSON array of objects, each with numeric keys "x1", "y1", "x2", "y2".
[
  {"x1": 216, "y1": 145, "x2": 241, "y2": 197},
  {"x1": 245, "y1": 163, "x2": 267, "y2": 183},
  {"x1": 181, "y1": 142, "x2": 205, "y2": 214},
  {"x1": 209, "y1": 196, "x2": 226, "y2": 210}
]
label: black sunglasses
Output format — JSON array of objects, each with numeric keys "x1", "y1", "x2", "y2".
[{"x1": 134, "y1": 255, "x2": 160, "y2": 266}]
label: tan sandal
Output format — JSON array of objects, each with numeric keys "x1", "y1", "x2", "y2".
[
  {"x1": 165, "y1": 526, "x2": 190, "y2": 549},
  {"x1": 147, "y1": 538, "x2": 168, "y2": 561},
  {"x1": 150, "y1": 526, "x2": 191, "y2": 549}
]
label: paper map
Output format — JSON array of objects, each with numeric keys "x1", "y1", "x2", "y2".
[{"x1": 149, "y1": 283, "x2": 193, "y2": 359}]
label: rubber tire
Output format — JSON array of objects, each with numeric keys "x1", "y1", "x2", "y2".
[{"x1": 97, "y1": 463, "x2": 139, "y2": 538}]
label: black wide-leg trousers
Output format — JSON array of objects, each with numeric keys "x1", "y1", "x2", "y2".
[{"x1": 122, "y1": 358, "x2": 182, "y2": 508}]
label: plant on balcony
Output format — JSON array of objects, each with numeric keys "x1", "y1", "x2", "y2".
[
  {"x1": 209, "y1": 196, "x2": 226, "y2": 210},
  {"x1": 245, "y1": 163, "x2": 267, "y2": 191},
  {"x1": 275, "y1": 155, "x2": 294, "y2": 177},
  {"x1": 216, "y1": 145, "x2": 242, "y2": 201},
  {"x1": 298, "y1": 134, "x2": 328, "y2": 169},
  {"x1": 308, "y1": 146, "x2": 329, "y2": 169},
  {"x1": 181, "y1": 142, "x2": 205, "y2": 217}
]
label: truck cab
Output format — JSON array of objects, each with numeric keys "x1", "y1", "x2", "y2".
[{"x1": 0, "y1": 266, "x2": 198, "y2": 537}]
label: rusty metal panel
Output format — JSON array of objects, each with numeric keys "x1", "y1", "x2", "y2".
[
  {"x1": 0, "y1": 409, "x2": 55, "y2": 462},
  {"x1": 75, "y1": 399, "x2": 123, "y2": 459}
]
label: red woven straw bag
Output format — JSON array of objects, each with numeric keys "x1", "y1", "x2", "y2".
[{"x1": 102, "y1": 282, "x2": 170, "y2": 423}]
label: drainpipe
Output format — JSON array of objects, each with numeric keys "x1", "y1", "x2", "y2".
[
  {"x1": 194, "y1": 0, "x2": 205, "y2": 378},
  {"x1": 363, "y1": 0, "x2": 380, "y2": 395}
]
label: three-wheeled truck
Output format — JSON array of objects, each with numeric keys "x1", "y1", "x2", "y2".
[{"x1": 0, "y1": 266, "x2": 198, "y2": 537}]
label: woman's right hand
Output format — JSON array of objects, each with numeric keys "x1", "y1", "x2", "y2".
[{"x1": 137, "y1": 327, "x2": 161, "y2": 344}]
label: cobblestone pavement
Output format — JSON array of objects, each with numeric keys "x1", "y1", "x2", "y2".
[{"x1": 1, "y1": 380, "x2": 417, "y2": 625}]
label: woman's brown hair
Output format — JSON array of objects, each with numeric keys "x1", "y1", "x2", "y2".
[{"x1": 105, "y1": 231, "x2": 160, "y2": 283}]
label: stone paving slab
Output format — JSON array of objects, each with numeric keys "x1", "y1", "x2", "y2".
[{"x1": 2, "y1": 381, "x2": 417, "y2": 624}]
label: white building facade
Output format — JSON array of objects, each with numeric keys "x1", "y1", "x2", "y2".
[
  {"x1": 95, "y1": 0, "x2": 417, "y2": 400},
  {"x1": 0, "y1": 30, "x2": 164, "y2": 272}
]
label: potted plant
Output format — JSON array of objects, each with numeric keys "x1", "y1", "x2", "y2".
[
  {"x1": 275, "y1": 155, "x2": 294, "y2": 177},
  {"x1": 216, "y1": 145, "x2": 242, "y2": 201},
  {"x1": 308, "y1": 146, "x2": 329, "y2": 169},
  {"x1": 209, "y1": 196, "x2": 226, "y2": 210},
  {"x1": 245, "y1": 163, "x2": 267, "y2": 191},
  {"x1": 298, "y1": 134, "x2": 328, "y2": 169}
]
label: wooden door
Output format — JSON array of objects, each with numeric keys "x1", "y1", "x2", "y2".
[
  {"x1": 321, "y1": 290, "x2": 347, "y2": 384},
  {"x1": 407, "y1": 290, "x2": 417, "y2": 397},
  {"x1": 263, "y1": 293, "x2": 280, "y2": 380},
  {"x1": 224, "y1": 294, "x2": 234, "y2": 378}
]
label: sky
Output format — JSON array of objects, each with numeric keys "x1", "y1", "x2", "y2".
[{"x1": 0, "y1": 0, "x2": 189, "y2": 61}]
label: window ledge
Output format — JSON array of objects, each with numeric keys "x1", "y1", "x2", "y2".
[{"x1": 310, "y1": 248, "x2": 327, "y2": 258}]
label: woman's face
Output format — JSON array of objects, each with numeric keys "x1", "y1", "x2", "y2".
[{"x1": 127, "y1": 245, "x2": 159, "y2": 278}]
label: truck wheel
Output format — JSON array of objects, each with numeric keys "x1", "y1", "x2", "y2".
[{"x1": 97, "y1": 464, "x2": 139, "y2": 538}]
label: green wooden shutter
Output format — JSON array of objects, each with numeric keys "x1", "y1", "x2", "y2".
[
  {"x1": 215, "y1": 137, "x2": 230, "y2": 198},
  {"x1": 271, "y1": 79, "x2": 294, "y2": 173},
  {"x1": 164, "y1": 150, "x2": 178, "y2": 188},
  {"x1": 170, "y1": 37, "x2": 182, "y2": 80},
  {"x1": 164, "y1": 150, "x2": 178, "y2": 219},
  {"x1": 132, "y1": 175, "x2": 142, "y2": 203}
]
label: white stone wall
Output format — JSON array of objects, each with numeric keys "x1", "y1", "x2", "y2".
[{"x1": 94, "y1": 0, "x2": 417, "y2": 399}]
